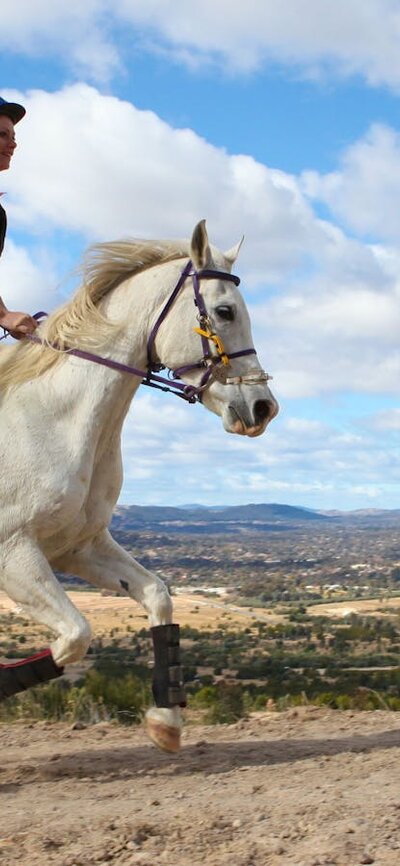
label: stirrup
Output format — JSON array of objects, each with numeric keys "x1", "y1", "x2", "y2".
[{"x1": 0, "y1": 648, "x2": 64, "y2": 701}]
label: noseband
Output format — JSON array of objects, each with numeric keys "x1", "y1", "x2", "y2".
[{"x1": 15, "y1": 260, "x2": 271, "y2": 404}]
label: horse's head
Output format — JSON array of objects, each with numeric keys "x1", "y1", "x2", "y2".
[{"x1": 154, "y1": 221, "x2": 279, "y2": 437}]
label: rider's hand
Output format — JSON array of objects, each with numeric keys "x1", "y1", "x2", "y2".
[{"x1": 0, "y1": 310, "x2": 38, "y2": 340}]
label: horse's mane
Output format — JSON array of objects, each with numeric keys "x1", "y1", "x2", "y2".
[{"x1": 0, "y1": 238, "x2": 189, "y2": 390}]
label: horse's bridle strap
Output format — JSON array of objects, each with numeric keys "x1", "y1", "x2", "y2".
[
  {"x1": 146, "y1": 260, "x2": 193, "y2": 368},
  {"x1": 146, "y1": 261, "x2": 241, "y2": 368},
  {"x1": 23, "y1": 260, "x2": 263, "y2": 404}
]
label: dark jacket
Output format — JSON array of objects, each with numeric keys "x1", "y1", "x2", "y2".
[{"x1": 0, "y1": 203, "x2": 6, "y2": 256}]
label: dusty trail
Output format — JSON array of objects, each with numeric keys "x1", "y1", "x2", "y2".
[{"x1": 1, "y1": 707, "x2": 400, "y2": 865}]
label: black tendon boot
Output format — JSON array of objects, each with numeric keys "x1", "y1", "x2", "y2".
[
  {"x1": 150, "y1": 624, "x2": 186, "y2": 708},
  {"x1": 0, "y1": 648, "x2": 64, "y2": 701}
]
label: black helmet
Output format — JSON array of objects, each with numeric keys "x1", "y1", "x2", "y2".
[{"x1": 0, "y1": 96, "x2": 26, "y2": 124}]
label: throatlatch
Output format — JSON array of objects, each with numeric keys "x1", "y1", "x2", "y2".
[
  {"x1": 0, "y1": 648, "x2": 64, "y2": 701},
  {"x1": 150, "y1": 624, "x2": 186, "y2": 708}
]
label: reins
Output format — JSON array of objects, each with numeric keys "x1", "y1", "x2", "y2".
[{"x1": 2, "y1": 260, "x2": 271, "y2": 403}]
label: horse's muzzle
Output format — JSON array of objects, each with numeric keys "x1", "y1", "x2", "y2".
[{"x1": 225, "y1": 397, "x2": 279, "y2": 436}]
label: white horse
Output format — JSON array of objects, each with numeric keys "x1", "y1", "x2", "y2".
[{"x1": 0, "y1": 220, "x2": 278, "y2": 752}]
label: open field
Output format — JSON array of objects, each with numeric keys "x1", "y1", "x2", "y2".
[
  {"x1": 307, "y1": 596, "x2": 400, "y2": 619},
  {"x1": 0, "y1": 589, "x2": 281, "y2": 644},
  {"x1": 2, "y1": 589, "x2": 400, "y2": 651}
]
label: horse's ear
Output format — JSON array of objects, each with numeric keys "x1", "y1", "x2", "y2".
[
  {"x1": 190, "y1": 220, "x2": 212, "y2": 269},
  {"x1": 224, "y1": 236, "x2": 244, "y2": 266}
]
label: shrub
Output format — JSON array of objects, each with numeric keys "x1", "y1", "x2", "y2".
[
  {"x1": 206, "y1": 682, "x2": 246, "y2": 724},
  {"x1": 0, "y1": 670, "x2": 151, "y2": 725},
  {"x1": 83, "y1": 669, "x2": 150, "y2": 724}
]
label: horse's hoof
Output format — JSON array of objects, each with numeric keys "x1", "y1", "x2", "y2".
[{"x1": 146, "y1": 719, "x2": 181, "y2": 753}]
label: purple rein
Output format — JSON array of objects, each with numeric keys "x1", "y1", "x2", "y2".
[{"x1": 14, "y1": 260, "x2": 257, "y2": 404}]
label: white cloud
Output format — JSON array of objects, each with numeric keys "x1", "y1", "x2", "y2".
[
  {"x1": 347, "y1": 485, "x2": 382, "y2": 500},
  {"x1": 114, "y1": 0, "x2": 400, "y2": 85},
  {"x1": 252, "y1": 251, "x2": 400, "y2": 398},
  {"x1": 1, "y1": 81, "x2": 400, "y2": 410},
  {"x1": 1, "y1": 0, "x2": 119, "y2": 82},
  {"x1": 2, "y1": 1, "x2": 400, "y2": 88},
  {"x1": 4, "y1": 84, "x2": 321, "y2": 283},
  {"x1": 2, "y1": 84, "x2": 399, "y2": 402},
  {"x1": 115, "y1": 388, "x2": 400, "y2": 510},
  {"x1": 0, "y1": 239, "x2": 60, "y2": 313},
  {"x1": 302, "y1": 125, "x2": 400, "y2": 241},
  {"x1": 366, "y1": 408, "x2": 400, "y2": 431}
]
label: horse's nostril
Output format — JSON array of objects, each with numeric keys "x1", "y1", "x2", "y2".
[{"x1": 254, "y1": 400, "x2": 272, "y2": 424}]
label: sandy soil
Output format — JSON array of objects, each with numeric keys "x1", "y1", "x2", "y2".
[{"x1": 1, "y1": 708, "x2": 400, "y2": 866}]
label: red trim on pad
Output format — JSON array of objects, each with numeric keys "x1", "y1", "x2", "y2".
[{"x1": 0, "y1": 648, "x2": 53, "y2": 669}]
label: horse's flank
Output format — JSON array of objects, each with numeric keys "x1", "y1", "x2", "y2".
[{"x1": 0, "y1": 238, "x2": 189, "y2": 391}]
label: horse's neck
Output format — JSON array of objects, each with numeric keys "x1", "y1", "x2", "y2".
[
  {"x1": 18, "y1": 259, "x2": 183, "y2": 447},
  {"x1": 39, "y1": 263, "x2": 176, "y2": 437}
]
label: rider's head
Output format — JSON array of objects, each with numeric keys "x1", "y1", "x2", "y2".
[{"x1": 0, "y1": 97, "x2": 26, "y2": 172}]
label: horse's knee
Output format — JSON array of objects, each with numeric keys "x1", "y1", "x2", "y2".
[
  {"x1": 52, "y1": 616, "x2": 92, "y2": 666},
  {"x1": 71, "y1": 618, "x2": 92, "y2": 657},
  {"x1": 144, "y1": 581, "x2": 173, "y2": 627}
]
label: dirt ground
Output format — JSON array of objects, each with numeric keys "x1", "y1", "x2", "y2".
[{"x1": 1, "y1": 707, "x2": 400, "y2": 866}]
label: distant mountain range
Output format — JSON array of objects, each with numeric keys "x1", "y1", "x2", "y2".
[
  {"x1": 111, "y1": 503, "x2": 400, "y2": 533},
  {"x1": 321, "y1": 508, "x2": 400, "y2": 517}
]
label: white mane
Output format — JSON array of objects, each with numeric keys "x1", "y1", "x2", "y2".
[{"x1": 0, "y1": 238, "x2": 189, "y2": 390}]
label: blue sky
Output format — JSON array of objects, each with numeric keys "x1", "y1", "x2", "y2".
[{"x1": 1, "y1": 1, "x2": 399, "y2": 511}]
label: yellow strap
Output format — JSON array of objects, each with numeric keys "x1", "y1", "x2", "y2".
[{"x1": 194, "y1": 327, "x2": 230, "y2": 366}]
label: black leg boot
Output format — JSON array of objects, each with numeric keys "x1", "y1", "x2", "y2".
[
  {"x1": 0, "y1": 649, "x2": 64, "y2": 701},
  {"x1": 150, "y1": 624, "x2": 186, "y2": 708}
]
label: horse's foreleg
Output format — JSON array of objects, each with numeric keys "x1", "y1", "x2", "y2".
[
  {"x1": 58, "y1": 529, "x2": 174, "y2": 623},
  {"x1": 0, "y1": 535, "x2": 91, "y2": 669},
  {"x1": 56, "y1": 530, "x2": 184, "y2": 753}
]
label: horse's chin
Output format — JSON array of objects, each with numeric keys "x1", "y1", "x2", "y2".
[{"x1": 224, "y1": 416, "x2": 267, "y2": 437}]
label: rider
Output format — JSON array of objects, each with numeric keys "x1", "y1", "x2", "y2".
[{"x1": 0, "y1": 96, "x2": 38, "y2": 339}]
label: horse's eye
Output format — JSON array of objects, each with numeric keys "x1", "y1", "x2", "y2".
[{"x1": 215, "y1": 305, "x2": 235, "y2": 322}]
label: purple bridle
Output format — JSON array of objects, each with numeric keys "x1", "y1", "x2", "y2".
[
  {"x1": 144, "y1": 259, "x2": 257, "y2": 401},
  {"x1": 7, "y1": 259, "x2": 266, "y2": 404}
]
